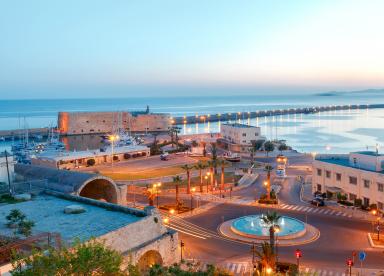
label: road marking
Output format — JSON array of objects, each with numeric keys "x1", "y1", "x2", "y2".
[
  {"x1": 329, "y1": 271, "x2": 333, "y2": 276},
  {"x1": 342, "y1": 213, "x2": 348, "y2": 217},
  {"x1": 323, "y1": 210, "x2": 330, "y2": 215},
  {"x1": 291, "y1": 206, "x2": 300, "y2": 211},
  {"x1": 280, "y1": 204, "x2": 288, "y2": 209},
  {"x1": 311, "y1": 208, "x2": 320, "y2": 213},
  {"x1": 302, "y1": 207, "x2": 310, "y2": 212},
  {"x1": 336, "y1": 211, "x2": 343, "y2": 216},
  {"x1": 285, "y1": 205, "x2": 294, "y2": 210},
  {"x1": 236, "y1": 264, "x2": 242, "y2": 273},
  {"x1": 296, "y1": 206, "x2": 305, "y2": 211},
  {"x1": 329, "y1": 210, "x2": 336, "y2": 215}
]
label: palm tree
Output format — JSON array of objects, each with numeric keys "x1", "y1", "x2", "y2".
[
  {"x1": 195, "y1": 161, "x2": 207, "y2": 193},
  {"x1": 261, "y1": 211, "x2": 281, "y2": 253},
  {"x1": 216, "y1": 159, "x2": 228, "y2": 191},
  {"x1": 181, "y1": 164, "x2": 194, "y2": 194},
  {"x1": 264, "y1": 164, "x2": 274, "y2": 200},
  {"x1": 256, "y1": 242, "x2": 276, "y2": 272},
  {"x1": 207, "y1": 160, "x2": 215, "y2": 189},
  {"x1": 210, "y1": 143, "x2": 218, "y2": 175},
  {"x1": 172, "y1": 175, "x2": 182, "y2": 209},
  {"x1": 201, "y1": 141, "x2": 207, "y2": 157}
]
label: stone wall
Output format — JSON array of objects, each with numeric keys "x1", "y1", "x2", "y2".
[{"x1": 58, "y1": 111, "x2": 171, "y2": 135}]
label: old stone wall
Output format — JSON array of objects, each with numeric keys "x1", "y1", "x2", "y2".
[{"x1": 58, "y1": 112, "x2": 171, "y2": 135}]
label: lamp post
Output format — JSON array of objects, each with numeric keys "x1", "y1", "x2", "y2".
[
  {"x1": 153, "y1": 182, "x2": 162, "y2": 208},
  {"x1": 180, "y1": 240, "x2": 185, "y2": 262},
  {"x1": 346, "y1": 258, "x2": 353, "y2": 276},
  {"x1": 371, "y1": 209, "x2": 381, "y2": 241},
  {"x1": 109, "y1": 134, "x2": 119, "y2": 167},
  {"x1": 190, "y1": 187, "x2": 196, "y2": 213},
  {"x1": 205, "y1": 174, "x2": 209, "y2": 193}
]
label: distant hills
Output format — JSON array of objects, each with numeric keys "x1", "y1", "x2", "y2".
[{"x1": 316, "y1": 88, "x2": 384, "y2": 97}]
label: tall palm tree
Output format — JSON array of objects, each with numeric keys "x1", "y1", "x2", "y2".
[
  {"x1": 195, "y1": 161, "x2": 207, "y2": 193},
  {"x1": 181, "y1": 164, "x2": 194, "y2": 194},
  {"x1": 210, "y1": 143, "x2": 218, "y2": 175},
  {"x1": 261, "y1": 211, "x2": 281, "y2": 253},
  {"x1": 264, "y1": 164, "x2": 274, "y2": 200},
  {"x1": 207, "y1": 160, "x2": 215, "y2": 189},
  {"x1": 217, "y1": 159, "x2": 228, "y2": 191},
  {"x1": 256, "y1": 242, "x2": 276, "y2": 272},
  {"x1": 172, "y1": 175, "x2": 182, "y2": 209}
]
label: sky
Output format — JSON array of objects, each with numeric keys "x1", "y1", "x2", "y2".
[{"x1": 1, "y1": 0, "x2": 384, "y2": 99}]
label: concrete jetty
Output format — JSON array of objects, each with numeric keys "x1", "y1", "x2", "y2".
[{"x1": 171, "y1": 103, "x2": 382, "y2": 125}]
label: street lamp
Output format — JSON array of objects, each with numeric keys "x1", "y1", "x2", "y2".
[
  {"x1": 190, "y1": 187, "x2": 196, "y2": 213},
  {"x1": 346, "y1": 258, "x2": 353, "y2": 276},
  {"x1": 153, "y1": 182, "x2": 162, "y2": 208},
  {"x1": 371, "y1": 209, "x2": 381, "y2": 241},
  {"x1": 109, "y1": 134, "x2": 119, "y2": 167},
  {"x1": 169, "y1": 208, "x2": 175, "y2": 215},
  {"x1": 205, "y1": 174, "x2": 209, "y2": 193}
]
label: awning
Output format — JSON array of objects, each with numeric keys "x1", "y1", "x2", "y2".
[{"x1": 325, "y1": 186, "x2": 344, "y2": 193}]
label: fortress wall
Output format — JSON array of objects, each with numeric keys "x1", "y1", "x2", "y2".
[{"x1": 58, "y1": 112, "x2": 171, "y2": 135}]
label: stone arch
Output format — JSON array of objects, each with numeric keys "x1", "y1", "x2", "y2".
[
  {"x1": 137, "y1": 250, "x2": 163, "y2": 272},
  {"x1": 78, "y1": 176, "x2": 119, "y2": 204}
]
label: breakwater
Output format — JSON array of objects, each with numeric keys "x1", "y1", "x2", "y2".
[{"x1": 172, "y1": 103, "x2": 382, "y2": 125}]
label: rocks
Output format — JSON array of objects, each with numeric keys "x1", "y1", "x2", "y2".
[
  {"x1": 64, "y1": 205, "x2": 86, "y2": 214},
  {"x1": 14, "y1": 193, "x2": 31, "y2": 201}
]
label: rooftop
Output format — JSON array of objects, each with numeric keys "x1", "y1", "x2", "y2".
[
  {"x1": 34, "y1": 145, "x2": 148, "y2": 162},
  {"x1": 315, "y1": 157, "x2": 384, "y2": 174},
  {"x1": 351, "y1": 151, "x2": 384, "y2": 157},
  {"x1": 0, "y1": 195, "x2": 143, "y2": 242},
  {"x1": 222, "y1": 123, "x2": 258, "y2": 129}
]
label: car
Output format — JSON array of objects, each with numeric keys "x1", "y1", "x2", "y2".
[
  {"x1": 160, "y1": 153, "x2": 169, "y2": 161},
  {"x1": 310, "y1": 198, "x2": 325, "y2": 207}
]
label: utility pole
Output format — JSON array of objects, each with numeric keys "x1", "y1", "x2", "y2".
[{"x1": 180, "y1": 240, "x2": 185, "y2": 262}]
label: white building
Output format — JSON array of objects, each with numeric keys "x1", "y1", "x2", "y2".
[
  {"x1": 218, "y1": 123, "x2": 266, "y2": 153},
  {"x1": 0, "y1": 152, "x2": 14, "y2": 185},
  {"x1": 31, "y1": 145, "x2": 150, "y2": 169},
  {"x1": 312, "y1": 151, "x2": 384, "y2": 211}
]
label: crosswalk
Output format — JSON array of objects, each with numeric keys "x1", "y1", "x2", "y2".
[
  {"x1": 279, "y1": 204, "x2": 353, "y2": 218},
  {"x1": 197, "y1": 262, "x2": 352, "y2": 276}
]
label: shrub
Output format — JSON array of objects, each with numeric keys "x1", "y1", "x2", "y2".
[
  {"x1": 370, "y1": 204, "x2": 378, "y2": 210},
  {"x1": 86, "y1": 159, "x2": 95, "y2": 166},
  {"x1": 354, "y1": 198, "x2": 362, "y2": 207},
  {"x1": 123, "y1": 153, "x2": 131, "y2": 159},
  {"x1": 338, "y1": 200, "x2": 354, "y2": 206},
  {"x1": 113, "y1": 155, "x2": 119, "y2": 161}
]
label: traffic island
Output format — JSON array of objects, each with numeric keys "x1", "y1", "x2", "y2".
[{"x1": 218, "y1": 215, "x2": 320, "y2": 246}]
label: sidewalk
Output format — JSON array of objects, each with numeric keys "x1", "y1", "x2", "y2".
[{"x1": 302, "y1": 183, "x2": 377, "y2": 222}]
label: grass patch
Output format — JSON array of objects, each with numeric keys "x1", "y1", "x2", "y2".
[
  {"x1": 102, "y1": 166, "x2": 191, "y2": 181},
  {"x1": 0, "y1": 194, "x2": 22, "y2": 204}
]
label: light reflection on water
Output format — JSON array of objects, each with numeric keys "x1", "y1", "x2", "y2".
[{"x1": 179, "y1": 108, "x2": 384, "y2": 154}]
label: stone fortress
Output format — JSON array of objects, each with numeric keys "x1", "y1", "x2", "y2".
[{"x1": 58, "y1": 107, "x2": 172, "y2": 135}]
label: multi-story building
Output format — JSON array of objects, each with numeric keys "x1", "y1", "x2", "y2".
[
  {"x1": 312, "y1": 151, "x2": 384, "y2": 211},
  {"x1": 58, "y1": 110, "x2": 172, "y2": 135},
  {"x1": 218, "y1": 123, "x2": 266, "y2": 153}
]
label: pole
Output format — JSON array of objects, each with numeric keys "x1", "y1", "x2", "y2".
[
  {"x1": 349, "y1": 265, "x2": 352, "y2": 276},
  {"x1": 4, "y1": 151, "x2": 12, "y2": 194},
  {"x1": 360, "y1": 261, "x2": 363, "y2": 276},
  {"x1": 111, "y1": 140, "x2": 114, "y2": 167},
  {"x1": 180, "y1": 240, "x2": 184, "y2": 262},
  {"x1": 190, "y1": 193, "x2": 193, "y2": 214},
  {"x1": 156, "y1": 189, "x2": 159, "y2": 208}
]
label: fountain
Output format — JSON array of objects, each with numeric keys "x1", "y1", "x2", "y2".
[{"x1": 230, "y1": 215, "x2": 306, "y2": 240}]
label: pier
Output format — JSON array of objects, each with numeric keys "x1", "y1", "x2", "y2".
[{"x1": 171, "y1": 103, "x2": 383, "y2": 125}]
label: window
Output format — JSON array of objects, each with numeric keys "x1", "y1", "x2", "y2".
[
  {"x1": 378, "y1": 183, "x2": 384, "y2": 192},
  {"x1": 363, "y1": 197, "x2": 370, "y2": 207},
  {"x1": 317, "y1": 169, "x2": 322, "y2": 176},
  {"x1": 242, "y1": 133, "x2": 246, "y2": 137},
  {"x1": 363, "y1": 179, "x2": 370, "y2": 188},
  {"x1": 242, "y1": 140, "x2": 246, "y2": 144},
  {"x1": 317, "y1": 184, "x2": 322, "y2": 192},
  {"x1": 336, "y1": 173, "x2": 342, "y2": 181},
  {"x1": 378, "y1": 202, "x2": 384, "y2": 210},
  {"x1": 349, "y1": 193, "x2": 357, "y2": 201},
  {"x1": 349, "y1": 176, "x2": 357, "y2": 185},
  {"x1": 326, "y1": 171, "x2": 331, "y2": 178}
]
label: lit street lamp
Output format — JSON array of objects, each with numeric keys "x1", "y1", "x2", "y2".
[
  {"x1": 109, "y1": 134, "x2": 119, "y2": 167},
  {"x1": 153, "y1": 182, "x2": 162, "y2": 208},
  {"x1": 295, "y1": 249, "x2": 302, "y2": 271}
]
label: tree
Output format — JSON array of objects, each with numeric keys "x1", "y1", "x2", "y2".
[
  {"x1": 11, "y1": 239, "x2": 124, "y2": 276},
  {"x1": 216, "y1": 159, "x2": 228, "y2": 192},
  {"x1": 201, "y1": 141, "x2": 207, "y2": 157},
  {"x1": 261, "y1": 211, "x2": 281, "y2": 254},
  {"x1": 6, "y1": 209, "x2": 34, "y2": 238},
  {"x1": 210, "y1": 143, "x2": 218, "y2": 175},
  {"x1": 207, "y1": 160, "x2": 215, "y2": 189},
  {"x1": 195, "y1": 161, "x2": 207, "y2": 193},
  {"x1": 278, "y1": 143, "x2": 288, "y2": 153},
  {"x1": 264, "y1": 164, "x2": 274, "y2": 200},
  {"x1": 87, "y1": 158, "x2": 96, "y2": 166},
  {"x1": 264, "y1": 141, "x2": 275, "y2": 156},
  {"x1": 181, "y1": 164, "x2": 194, "y2": 194},
  {"x1": 172, "y1": 175, "x2": 182, "y2": 210},
  {"x1": 253, "y1": 139, "x2": 265, "y2": 151},
  {"x1": 191, "y1": 140, "x2": 199, "y2": 148},
  {"x1": 256, "y1": 242, "x2": 276, "y2": 272}
]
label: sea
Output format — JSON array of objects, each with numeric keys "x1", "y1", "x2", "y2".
[{"x1": 1, "y1": 90, "x2": 384, "y2": 154}]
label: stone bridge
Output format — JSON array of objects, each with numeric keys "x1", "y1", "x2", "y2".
[{"x1": 15, "y1": 164, "x2": 127, "y2": 205}]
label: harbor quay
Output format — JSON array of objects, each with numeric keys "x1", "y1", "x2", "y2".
[{"x1": 0, "y1": 103, "x2": 383, "y2": 140}]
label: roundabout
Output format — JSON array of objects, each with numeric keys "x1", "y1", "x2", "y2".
[{"x1": 218, "y1": 214, "x2": 320, "y2": 246}]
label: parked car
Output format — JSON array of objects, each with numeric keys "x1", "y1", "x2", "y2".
[
  {"x1": 310, "y1": 198, "x2": 325, "y2": 207},
  {"x1": 160, "y1": 153, "x2": 170, "y2": 161}
]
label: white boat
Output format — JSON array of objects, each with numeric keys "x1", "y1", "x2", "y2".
[{"x1": 224, "y1": 152, "x2": 241, "y2": 162}]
